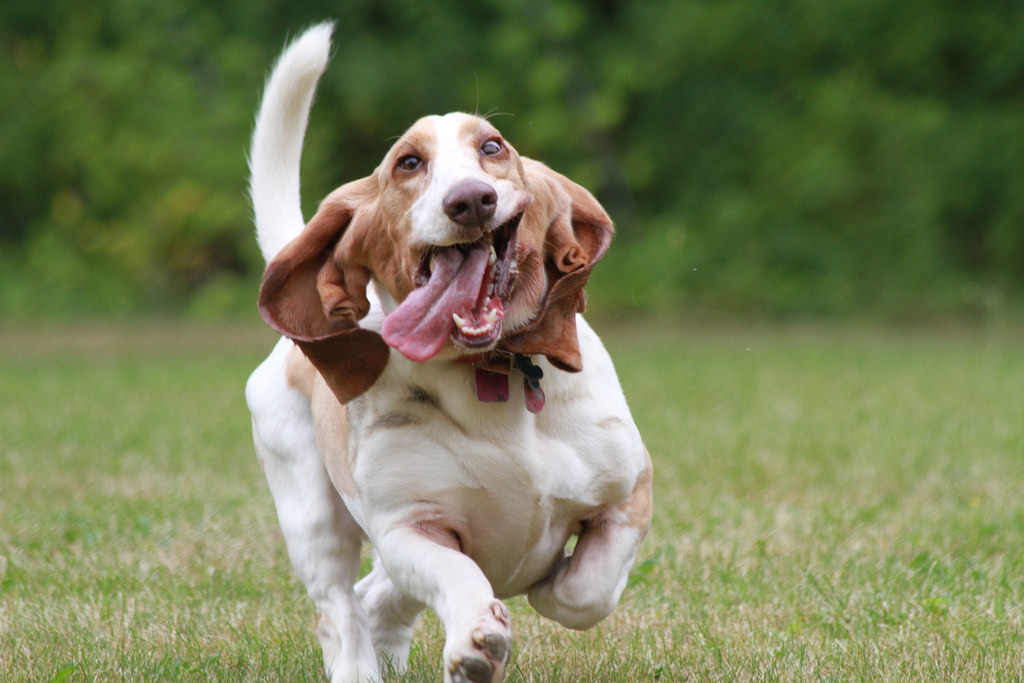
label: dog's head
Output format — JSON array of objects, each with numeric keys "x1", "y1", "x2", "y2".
[{"x1": 259, "y1": 113, "x2": 613, "y2": 402}]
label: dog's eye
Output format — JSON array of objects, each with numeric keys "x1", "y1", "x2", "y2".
[
  {"x1": 481, "y1": 139, "x2": 503, "y2": 156},
  {"x1": 397, "y1": 155, "x2": 423, "y2": 172}
]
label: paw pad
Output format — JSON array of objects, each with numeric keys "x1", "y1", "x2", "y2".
[{"x1": 446, "y1": 602, "x2": 512, "y2": 683}]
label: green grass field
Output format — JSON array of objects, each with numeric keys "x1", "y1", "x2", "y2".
[{"x1": 2, "y1": 321, "x2": 1022, "y2": 681}]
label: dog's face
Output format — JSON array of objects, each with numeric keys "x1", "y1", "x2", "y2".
[
  {"x1": 370, "y1": 114, "x2": 540, "y2": 359},
  {"x1": 259, "y1": 113, "x2": 613, "y2": 403}
]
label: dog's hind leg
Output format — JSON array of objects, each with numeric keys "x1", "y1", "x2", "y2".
[
  {"x1": 355, "y1": 558, "x2": 424, "y2": 675},
  {"x1": 528, "y1": 448, "x2": 653, "y2": 630},
  {"x1": 247, "y1": 339, "x2": 379, "y2": 682}
]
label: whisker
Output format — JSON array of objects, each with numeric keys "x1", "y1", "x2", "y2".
[{"x1": 482, "y1": 108, "x2": 514, "y2": 121}]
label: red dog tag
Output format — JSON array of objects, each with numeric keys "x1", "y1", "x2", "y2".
[
  {"x1": 523, "y1": 380, "x2": 545, "y2": 413},
  {"x1": 475, "y1": 368, "x2": 510, "y2": 402}
]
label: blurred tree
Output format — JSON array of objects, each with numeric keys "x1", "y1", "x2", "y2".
[{"x1": 1, "y1": 0, "x2": 1022, "y2": 318}]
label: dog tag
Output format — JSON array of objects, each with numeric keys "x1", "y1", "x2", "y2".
[
  {"x1": 523, "y1": 379, "x2": 545, "y2": 413},
  {"x1": 475, "y1": 368, "x2": 510, "y2": 402}
]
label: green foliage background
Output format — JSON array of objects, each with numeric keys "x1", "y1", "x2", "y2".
[{"x1": 2, "y1": 0, "x2": 1022, "y2": 319}]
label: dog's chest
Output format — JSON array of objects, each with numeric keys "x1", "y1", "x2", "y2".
[
  {"x1": 349, "y1": 360, "x2": 637, "y2": 496},
  {"x1": 341, "y1": 358, "x2": 644, "y2": 590}
]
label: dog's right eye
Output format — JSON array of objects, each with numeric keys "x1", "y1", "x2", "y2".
[{"x1": 397, "y1": 155, "x2": 423, "y2": 172}]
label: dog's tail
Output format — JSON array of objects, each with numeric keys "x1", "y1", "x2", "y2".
[{"x1": 248, "y1": 22, "x2": 334, "y2": 264}]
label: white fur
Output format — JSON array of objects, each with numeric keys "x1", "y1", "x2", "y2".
[
  {"x1": 246, "y1": 25, "x2": 650, "y2": 683},
  {"x1": 249, "y1": 21, "x2": 335, "y2": 262}
]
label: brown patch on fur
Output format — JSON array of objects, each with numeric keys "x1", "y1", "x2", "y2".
[
  {"x1": 500, "y1": 158, "x2": 613, "y2": 372},
  {"x1": 618, "y1": 448, "x2": 653, "y2": 531},
  {"x1": 284, "y1": 343, "x2": 317, "y2": 398},
  {"x1": 342, "y1": 121, "x2": 439, "y2": 302},
  {"x1": 311, "y1": 376, "x2": 358, "y2": 498},
  {"x1": 259, "y1": 177, "x2": 391, "y2": 404}
]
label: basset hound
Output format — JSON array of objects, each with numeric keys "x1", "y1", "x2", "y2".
[{"x1": 245, "y1": 23, "x2": 652, "y2": 683}]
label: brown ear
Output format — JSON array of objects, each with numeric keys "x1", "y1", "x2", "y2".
[
  {"x1": 258, "y1": 177, "x2": 390, "y2": 403},
  {"x1": 503, "y1": 159, "x2": 613, "y2": 372}
]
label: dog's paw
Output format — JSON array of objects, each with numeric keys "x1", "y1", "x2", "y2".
[
  {"x1": 445, "y1": 600, "x2": 511, "y2": 683},
  {"x1": 318, "y1": 610, "x2": 383, "y2": 683}
]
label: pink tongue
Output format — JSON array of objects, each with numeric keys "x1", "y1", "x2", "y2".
[{"x1": 382, "y1": 247, "x2": 489, "y2": 362}]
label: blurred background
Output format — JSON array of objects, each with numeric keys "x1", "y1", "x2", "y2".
[{"x1": 2, "y1": 0, "x2": 1022, "y2": 322}]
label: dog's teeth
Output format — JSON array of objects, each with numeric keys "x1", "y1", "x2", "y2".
[
  {"x1": 483, "y1": 296, "x2": 491, "y2": 308},
  {"x1": 487, "y1": 284, "x2": 494, "y2": 297},
  {"x1": 452, "y1": 313, "x2": 466, "y2": 329},
  {"x1": 488, "y1": 244, "x2": 497, "y2": 265},
  {"x1": 429, "y1": 252, "x2": 438, "y2": 274},
  {"x1": 458, "y1": 316, "x2": 497, "y2": 338}
]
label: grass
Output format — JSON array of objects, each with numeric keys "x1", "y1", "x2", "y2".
[{"x1": 2, "y1": 320, "x2": 1023, "y2": 681}]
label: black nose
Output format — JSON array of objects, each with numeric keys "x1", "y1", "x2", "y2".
[{"x1": 443, "y1": 180, "x2": 497, "y2": 227}]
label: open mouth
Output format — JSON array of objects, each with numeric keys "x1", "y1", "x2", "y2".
[
  {"x1": 419, "y1": 213, "x2": 520, "y2": 349},
  {"x1": 381, "y1": 212, "x2": 522, "y2": 362}
]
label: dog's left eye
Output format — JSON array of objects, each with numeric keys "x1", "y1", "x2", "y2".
[
  {"x1": 397, "y1": 155, "x2": 423, "y2": 172},
  {"x1": 481, "y1": 139, "x2": 503, "y2": 156}
]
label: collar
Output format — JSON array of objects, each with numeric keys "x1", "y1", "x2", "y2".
[{"x1": 454, "y1": 351, "x2": 545, "y2": 413}]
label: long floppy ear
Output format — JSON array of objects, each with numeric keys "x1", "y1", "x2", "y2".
[
  {"x1": 503, "y1": 159, "x2": 613, "y2": 372},
  {"x1": 258, "y1": 177, "x2": 390, "y2": 403}
]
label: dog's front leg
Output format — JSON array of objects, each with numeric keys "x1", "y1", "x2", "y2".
[
  {"x1": 528, "y1": 450, "x2": 653, "y2": 630},
  {"x1": 372, "y1": 525, "x2": 511, "y2": 683}
]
